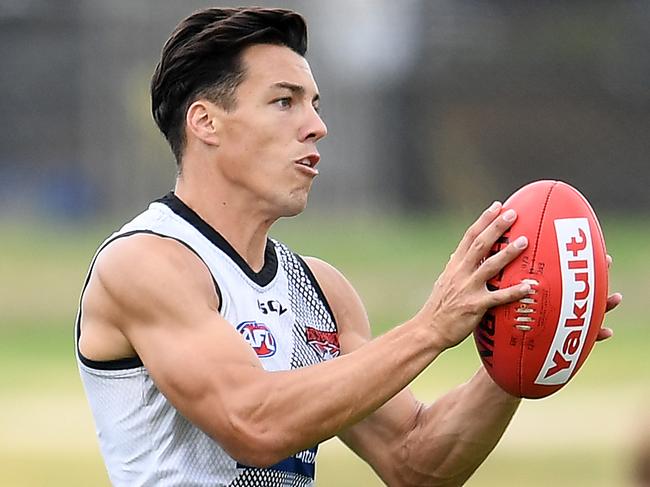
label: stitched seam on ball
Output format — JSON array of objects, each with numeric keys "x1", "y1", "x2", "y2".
[
  {"x1": 529, "y1": 181, "x2": 557, "y2": 273},
  {"x1": 520, "y1": 181, "x2": 556, "y2": 396}
]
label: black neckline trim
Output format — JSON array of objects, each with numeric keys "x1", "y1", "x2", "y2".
[{"x1": 156, "y1": 192, "x2": 278, "y2": 287}]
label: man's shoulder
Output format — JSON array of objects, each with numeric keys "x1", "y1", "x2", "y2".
[
  {"x1": 268, "y1": 241, "x2": 344, "y2": 293},
  {"x1": 90, "y1": 233, "x2": 216, "y2": 311},
  {"x1": 299, "y1": 256, "x2": 367, "y2": 317},
  {"x1": 91, "y1": 194, "x2": 193, "y2": 270},
  {"x1": 299, "y1": 255, "x2": 341, "y2": 283}
]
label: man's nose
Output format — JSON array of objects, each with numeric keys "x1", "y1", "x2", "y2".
[{"x1": 299, "y1": 107, "x2": 327, "y2": 142}]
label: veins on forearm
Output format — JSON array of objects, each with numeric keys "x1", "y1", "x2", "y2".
[{"x1": 396, "y1": 378, "x2": 518, "y2": 486}]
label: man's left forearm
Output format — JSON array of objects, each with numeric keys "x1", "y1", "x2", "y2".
[{"x1": 399, "y1": 367, "x2": 520, "y2": 486}]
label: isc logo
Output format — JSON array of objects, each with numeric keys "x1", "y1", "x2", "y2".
[
  {"x1": 237, "y1": 321, "x2": 277, "y2": 358},
  {"x1": 535, "y1": 218, "x2": 594, "y2": 385}
]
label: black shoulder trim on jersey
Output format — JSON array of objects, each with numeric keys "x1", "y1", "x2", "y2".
[
  {"x1": 75, "y1": 230, "x2": 144, "y2": 370},
  {"x1": 142, "y1": 230, "x2": 223, "y2": 312},
  {"x1": 295, "y1": 255, "x2": 338, "y2": 328},
  {"x1": 75, "y1": 229, "x2": 223, "y2": 371},
  {"x1": 156, "y1": 192, "x2": 278, "y2": 287},
  {"x1": 78, "y1": 352, "x2": 144, "y2": 371}
]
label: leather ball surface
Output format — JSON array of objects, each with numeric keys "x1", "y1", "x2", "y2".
[{"x1": 474, "y1": 180, "x2": 608, "y2": 399}]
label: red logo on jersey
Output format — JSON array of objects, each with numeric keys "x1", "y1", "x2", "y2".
[
  {"x1": 306, "y1": 327, "x2": 340, "y2": 360},
  {"x1": 237, "y1": 321, "x2": 277, "y2": 358}
]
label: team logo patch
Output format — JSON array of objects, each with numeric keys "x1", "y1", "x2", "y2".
[
  {"x1": 306, "y1": 327, "x2": 340, "y2": 360},
  {"x1": 237, "y1": 321, "x2": 277, "y2": 358}
]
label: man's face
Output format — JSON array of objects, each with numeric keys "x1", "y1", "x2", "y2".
[{"x1": 213, "y1": 43, "x2": 327, "y2": 218}]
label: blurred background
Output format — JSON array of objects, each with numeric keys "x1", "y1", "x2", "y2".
[{"x1": 1, "y1": 0, "x2": 648, "y2": 485}]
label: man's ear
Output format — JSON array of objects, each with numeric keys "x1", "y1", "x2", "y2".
[{"x1": 186, "y1": 100, "x2": 222, "y2": 147}]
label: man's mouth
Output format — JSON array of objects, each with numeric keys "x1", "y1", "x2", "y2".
[
  {"x1": 295, "y1": 154, "x2": 320, "y2": 168},
  {"x1": 294, "y1": 154, "x2": 320, "y2": 176}
]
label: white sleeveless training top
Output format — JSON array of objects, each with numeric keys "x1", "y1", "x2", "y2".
[{"x1": 76, "y1": 193, "x2": 340, "y2": 487}]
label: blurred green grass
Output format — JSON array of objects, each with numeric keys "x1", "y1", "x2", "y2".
[{"x1": 0, "y1": 212, "x2": 648, "y2": 486}]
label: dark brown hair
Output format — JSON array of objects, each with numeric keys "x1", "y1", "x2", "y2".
[{"x1": 150, "y1": 7, "x2": 308, "y2": 165}]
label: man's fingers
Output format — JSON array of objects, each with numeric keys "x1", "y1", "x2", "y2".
[
  {"x1": 462, "y1": 208, "x2": 519, "y2": 269},
  {"x1": 455, "y1": 201, "x2": 502, "y2": 261},
  {"x1": 595, "y1": 291, "x2": 621, "y2": 342},
  {"x1": 606, "y1": 254, "x2": 613, "y2": 269},
  {"x1": 476, "y1": 235, "x2": 528, "y2": 282},
  {"x1": 595, "y1": 279, "x2": 620, "y2": 342},
  {"x1": 606, "y1": 292, "x2": 623, "y2": 312},
  {"x1": 486, "y1": 281, "x2": 531, "y2": 308},
  {"x1": 596, "y1": 327, "x2": 614, "y2": 342}
]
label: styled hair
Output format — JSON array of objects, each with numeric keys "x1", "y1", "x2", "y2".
[{"x1": 150, "y1": 7, "x2": 308, "y2": 165}]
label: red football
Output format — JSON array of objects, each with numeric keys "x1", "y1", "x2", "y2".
[{"x1": 474, "y1": 180, "x2": 609, "y2": 399}]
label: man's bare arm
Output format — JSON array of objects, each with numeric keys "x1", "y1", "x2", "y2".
[
  {"x1": 81, "y1": 234, "x2": 447, "y2": 467},
  {"x1": 304, "y1": 250, "x2": 622, "y2": 486},
  {"x1": 79, "y1": 203, "x2": 528, "y2": 469},
  {"x1": 304, "y1": 256, "x2": 520, "y2": 486}
]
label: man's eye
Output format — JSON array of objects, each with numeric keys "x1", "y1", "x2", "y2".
[{"x1": 274, "y1": 97, "x2": 292, "y2": 109}]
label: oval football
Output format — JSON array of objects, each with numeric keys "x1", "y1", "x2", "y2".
[{"x1": 473, "y1": 180, "x2": 608, "y2": 399}]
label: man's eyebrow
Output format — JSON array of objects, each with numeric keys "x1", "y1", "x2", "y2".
[{"x1": 272, "y1": 82, "x2": 320, "y2": 103}]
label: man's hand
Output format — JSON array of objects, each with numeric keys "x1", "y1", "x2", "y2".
[
  {"x1": 597, "y1": 254, "x2": 623, "y2": 342},
  {"x1": 417, "y1": 201, "x2": 531, "y2": 350}
]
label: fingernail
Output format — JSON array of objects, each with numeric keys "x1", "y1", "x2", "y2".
[
  {"x1": 520, "y1": 283, "x2": 531, "y2": 293},
  {"x1": 513, "y1": 236, "x2": 528, "y2": 249},
  {"x1": 502, "y1": 209, "x2": 516, "y2": 222},
  {"x1": 488, "y1": 201, "x2": 501, "y2": 212}
]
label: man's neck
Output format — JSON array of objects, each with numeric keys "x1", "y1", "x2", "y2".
[{"x1": 174, "y1": 179, "x2": 274, "y2": 273}]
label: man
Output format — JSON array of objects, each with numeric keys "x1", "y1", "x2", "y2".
[{"x1": 76, "y1": 7, "x2": 620, "y2": 486}]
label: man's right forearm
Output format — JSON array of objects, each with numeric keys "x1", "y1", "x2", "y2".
[{"x1": 195, "y1": 316, "x2": 443, "y2": 467}]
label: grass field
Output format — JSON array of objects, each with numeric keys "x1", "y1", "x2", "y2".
[{"x1": 1, "y1": 212, "x2": 648, "y2": 486}]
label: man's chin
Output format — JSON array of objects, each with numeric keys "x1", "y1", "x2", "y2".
[
  {"x1": 279, "y1": 195, "x2": 309, "y2": 218},
  {"x1": 282, "y1": 203, "x2": 308, "y2": 218}
]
